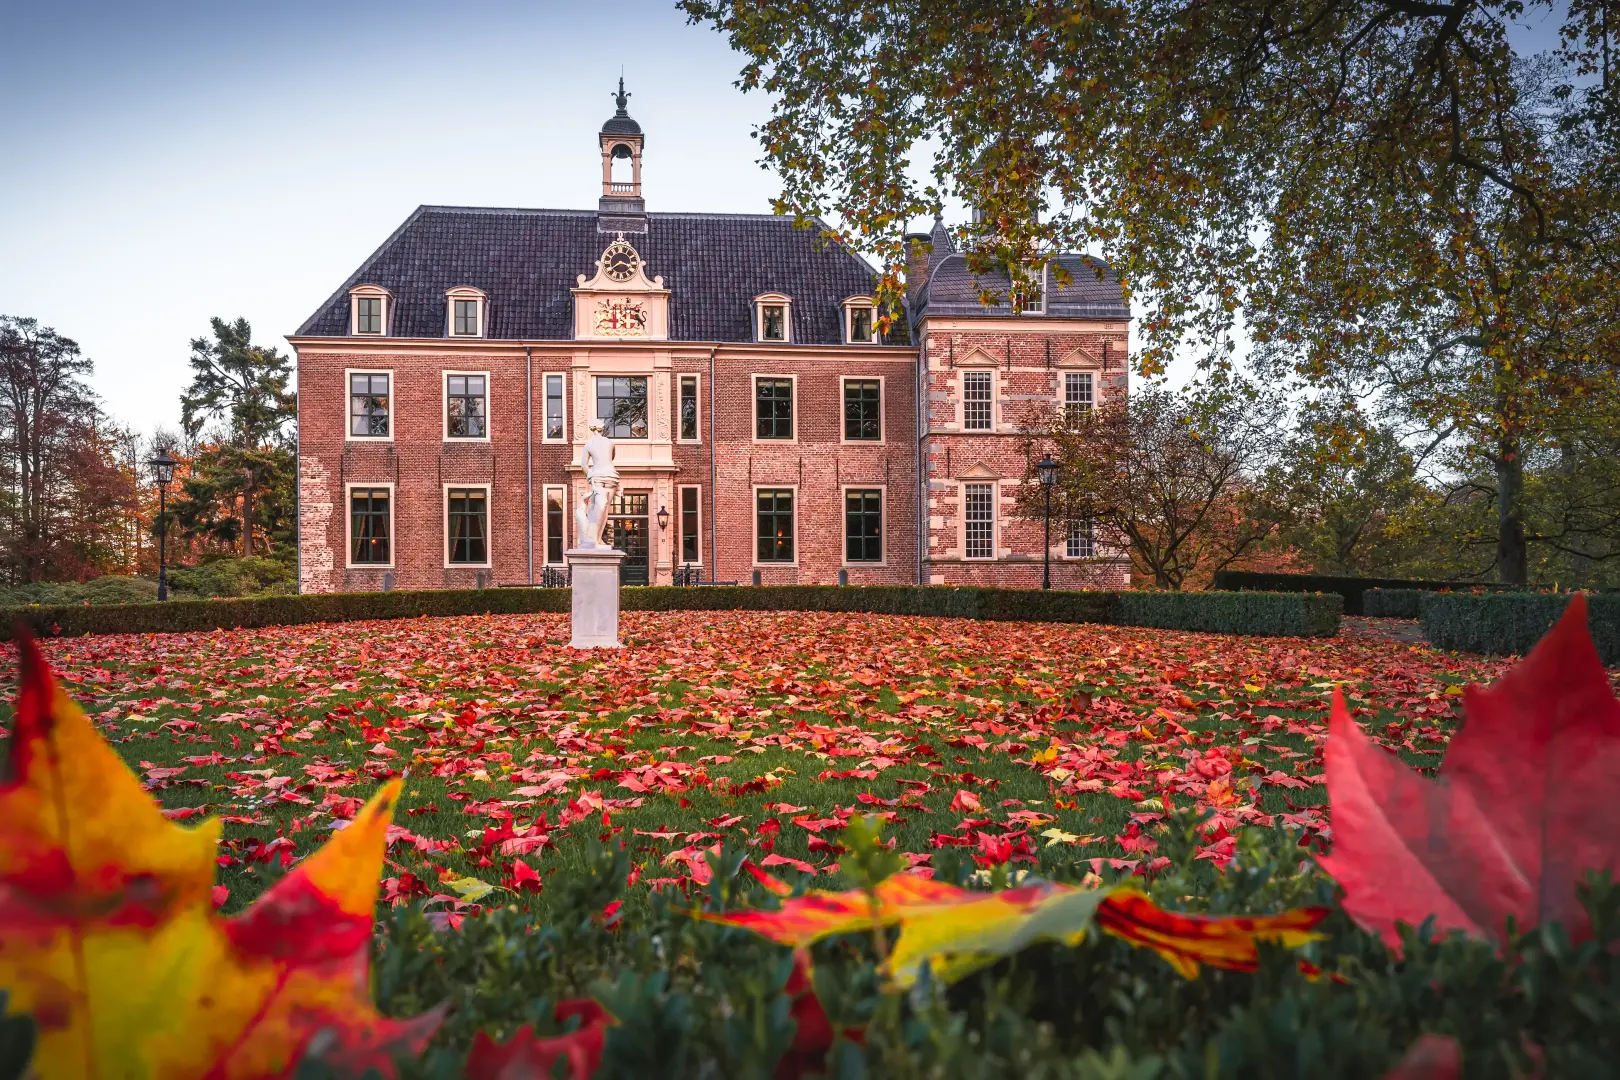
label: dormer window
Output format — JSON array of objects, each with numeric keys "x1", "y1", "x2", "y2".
[
  {"x1": 843, "y1": 296, "x2": 876, "y2": 344},
  {"x1": 1012, "y1": 265, "x2": 1046, "y2": 315},
  {"x1": 445, "y1": 287, "x2": 487, "y2": 338},
  {"x1": 754, "y1": 294, "x2": 791, "y2": 343},
  {"x1": 349, "y1": 285, "x2": 392, "y2": 336}
]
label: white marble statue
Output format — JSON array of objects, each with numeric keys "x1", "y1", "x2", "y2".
[{"x1": 574, "y1": 418, "x2": 620, "y2": 550}]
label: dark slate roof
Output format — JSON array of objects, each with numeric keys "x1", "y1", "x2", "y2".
[
  {"x1": 602, "y1": 114, "x2": 642, "y2": 136},
  {"x1": 295, "y1": 206, "x2": 882, "y2": 344},
  {"x1": 916, "y1": 251, "x2": 1128, "y2": 321}
]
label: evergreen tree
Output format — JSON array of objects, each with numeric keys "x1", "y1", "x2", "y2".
[{"x1": 177, "y1": 318, "x2": 296, "y2": 558}]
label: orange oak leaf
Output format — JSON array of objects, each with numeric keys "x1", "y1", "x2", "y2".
[
  {"x1": 1319, "y1": 595, "x2": 1620, "y2": 950},
  {"x1": 0, "y1": 632, "x2": 441, "y2": 1078}
]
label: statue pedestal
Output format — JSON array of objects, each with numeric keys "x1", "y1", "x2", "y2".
[{"x1": 566, "y1": 547, "x2": 625, "y2": 648}]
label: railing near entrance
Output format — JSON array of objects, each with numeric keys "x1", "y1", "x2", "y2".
[{"x1": 539, "y1": 564, "x2": 571, "y2": 588}]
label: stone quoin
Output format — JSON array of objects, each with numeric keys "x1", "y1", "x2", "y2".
[{"x1": 288, "y1": 81, "x2": 1132, "y2": 592}]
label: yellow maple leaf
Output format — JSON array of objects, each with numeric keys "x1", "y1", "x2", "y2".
[{"x1": 0, "y1": 634, "x2": 440, "y2": 1079}]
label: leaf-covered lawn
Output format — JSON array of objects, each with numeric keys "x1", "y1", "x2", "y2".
[{"x1": 0, "y1": 611, "x2": 1522, "y2": 917}]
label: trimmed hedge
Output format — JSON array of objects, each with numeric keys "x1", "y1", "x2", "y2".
[
  {"x1": 1213, "y1": 570, "x2": 1513, "y2": 615},
  {"x1": 1362, "y1": 588, "x2": 1425, "y2": 619},
  {"x1": 0, "y1": 584, "x2": 1342, "y2": 640},
  {"x1": 1420, "y1": 591, "x2": 1620, "y2": 665}
]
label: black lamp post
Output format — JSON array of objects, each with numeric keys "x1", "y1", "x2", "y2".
[
  {"x1": 1036, "y1": 453, "x2": 1060, "y2": 591},
  {"x1": 148, "y1": 451, "x2": 178, "y2": 601}
]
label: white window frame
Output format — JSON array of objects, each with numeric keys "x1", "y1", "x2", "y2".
[
  {"x1": 1062, "y1": 370, "x2": 1095, "y2": 420},
  {"x1": 677, "y1": 483, "x2": 703, "y2": 566},
  {"x1": 961, "y1": 481, "x2": 997, "y2": 561},
  {"x1": 752, "y1": 483, "x2": 799, "y2": 568},
  {"x1": 344, "y1": 481, "x2": 396, "y2": 570},
  {"x1": 843, "y1": 295, "x2": 877, "y2": 344},
  {"x1": 839, "y1": 374, "x2": 885, "y2": 445},
  {"x1": 676, "y1": 373, "x2": 703, "y2": 444},
  {"x1": 751, "y1": 373, "x2": 798, "y2": 444},
  {"x1": 841, "y1": 484, "x2": 886, "y2": 567},
  {"x1": 754, "y1": 293, "x2": 793, "y2": 343},
  {"x1": 542, "y1": 484, "x2": 568, "y2": 565},
  {"x1": 445, "y1": 287, "x2": 488, "y2": 338},
  {"x1": 345, "y1": 368, "x2": 394, "y2": 443},
  {"x1": 1065, "y1": 516, "x2": 1095, "y2": 559},
  {"x1": 442, "y1": 370, "x2": 491, "y2": 442},
  {"x1": 541, "y1": 373, "x2": 568, "y2": 444},
  {"x1": 959, "y1": 368, "x2": 997, "y2": 433},
  {"x1": 349, "y1": 285, "x2": 391, "y2": 336},
  {"x1": 443, "y1": 483, "x2": 492, "y2": 569},
  {"x1": 1015, "y1": 265, "x2": 1047, "y2": 315}
]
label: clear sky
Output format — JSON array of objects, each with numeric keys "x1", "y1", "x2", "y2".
[{"x1": 0, "y1": 0, "x2": 810, "y2": 436}]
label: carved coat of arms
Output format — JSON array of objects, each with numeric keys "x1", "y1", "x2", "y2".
[{"x1": 595, "y1": 298, "x2": 648, "y2": 336}]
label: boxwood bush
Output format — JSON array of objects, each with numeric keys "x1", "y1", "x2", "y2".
[
  {"x1": 1420, "y1": 591, "x2": 1620, "y2": 665},
  {"x1": 284, "y1": 818, "x2": 1620, "y2": 1078},
  {"x1": 1213, "y1": 571, "x2": 1513, "y2": 615},
  {"x1": 0, "y1": 585, "x2": 1341, "y2": 641},
  {"x1": 1362, "y1": 588, "x2": 1425, "y2": 619}
]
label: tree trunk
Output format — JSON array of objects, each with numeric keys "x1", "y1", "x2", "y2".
[
  {"x1": 1496, "y1": 449, "x2": 1528, "y2": 584},
  {"x1": 241, "y1": 472, "x2": 255, "y2": 558}
]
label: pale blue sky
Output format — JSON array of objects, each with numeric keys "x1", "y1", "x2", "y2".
[{"x1": 0, "y1": 1, "x2": 818, "y2": 434}]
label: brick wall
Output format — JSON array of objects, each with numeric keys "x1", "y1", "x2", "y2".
[
  {"x1": 918, "y1": 321, "x2": 1132, "y2": 589},
  {"x1": 295, "y1": 344, "x2": 917, "y2": 592}
]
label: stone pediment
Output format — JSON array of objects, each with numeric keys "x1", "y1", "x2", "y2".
[
  {"x1": 957, "y1": 463, "x2": 1000, "y2": 480},
  {"x1": 1055, "y1": 344, "x2": 1103, "y2": 368},
  {"x1": 573, "y1": 234, "x2": 671, "y2": 340}
]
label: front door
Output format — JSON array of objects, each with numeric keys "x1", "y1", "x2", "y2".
[{"x1": 607, "y1": 491, "x2": 650, "y2": 586}]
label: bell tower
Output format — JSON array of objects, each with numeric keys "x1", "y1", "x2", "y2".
[{"x1": 597, "y1": 78, "x2": 647, "y2": 234}]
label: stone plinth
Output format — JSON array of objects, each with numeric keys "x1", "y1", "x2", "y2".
[{"x1": 566, "y1": 547, "x2": 625, "y2": 648}]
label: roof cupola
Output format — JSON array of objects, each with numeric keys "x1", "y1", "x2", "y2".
[{"x1": 598, "y1": 77, "x2": 647, "y2": 233}]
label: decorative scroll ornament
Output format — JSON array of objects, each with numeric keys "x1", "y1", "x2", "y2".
[{"x1": 595, "y1": 298, "x2": 648, "y2": 336}]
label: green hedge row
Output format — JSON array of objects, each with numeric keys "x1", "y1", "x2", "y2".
[
  {"x1": 1362, "y1": 588, "x2": 1425, "y2": 619},
  {"x1": 1420, "y1": 591, "x2": 1620, "y2": 665},
  {"x1": 1213, "y1": 570, "x2": 1513, "y2": 615},
  {"x1": 0, "y1": 585, "x2": 1341, "y2": 640}
]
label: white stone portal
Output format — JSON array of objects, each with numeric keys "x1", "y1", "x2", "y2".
[{"x1": 567, "y1": 547, "x2": 626, "y2": 648}]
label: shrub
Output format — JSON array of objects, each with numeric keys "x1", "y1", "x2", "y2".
[
  {"x1": 0, "y1": 575, "x2": 159, "y2": 608},
  {"x1": 1362, "y1": 588, "x2": 1424, "y2": 619},
  {"x1": 335, "y1": 821, "x2": 1620, "y2": 1077},
  {"x1": 1213, "y1": 570, "x2": 1513, "y2": 615},
  {"x1": 0, "y1": 585, "x2": 1341, "y2": 640},
  {"x1": 167, "y1": 556, "x2": 296, "y2": 599},
  {"x1": 1116, "y1": 589, "x2": 1342, "y2": 637},
  {"x1": 1420, "y1": 591, "x2": 1620, "y2": 665}
]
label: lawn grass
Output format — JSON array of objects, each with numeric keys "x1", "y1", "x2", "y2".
[{"x1": 0, "y1": 610, "x2": 1517, "y2": 917}]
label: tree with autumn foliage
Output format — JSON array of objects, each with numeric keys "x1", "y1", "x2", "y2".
[
  {"x1": 1020, "y1": 382, "x2": 1287, "y2": 590},
  {"x1": 176, "y1": 317, "x2": 296, "y2": 559},
  {"x1": 0, "y1": 316, "x2": 145, "y2": 584},
  {"x1": 682, "y1": 0, "x2": 1620, "y2": 585}
]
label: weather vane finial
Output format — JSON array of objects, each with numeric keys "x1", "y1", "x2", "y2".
[{"x1": 613, "y1": 76, "x2": 631, "y2": 115}]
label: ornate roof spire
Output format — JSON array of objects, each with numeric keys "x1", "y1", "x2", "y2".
[{"x1": 613, "y1": 76, "x2": 631, "y2": 115}]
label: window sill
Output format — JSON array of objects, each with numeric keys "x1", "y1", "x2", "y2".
[{"x1": 346, "y1": 435, "x2": 394, "y2": 443}]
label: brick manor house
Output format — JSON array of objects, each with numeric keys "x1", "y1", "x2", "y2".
[{"x1": 290, "y1": 85, "x2": 1131, "y2": 592}]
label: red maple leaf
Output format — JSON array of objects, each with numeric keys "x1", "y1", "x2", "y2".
[{"x1": 1319, "y1": 595, "x2": 1620, "y2": 949}]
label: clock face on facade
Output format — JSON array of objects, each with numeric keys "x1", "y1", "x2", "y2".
[
  {"x1": 596, "y1": 297, "x2": 648, "y2": 336},
  {"x1": 601, "y1": 236, "x2": 640, "y2": 282}
]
